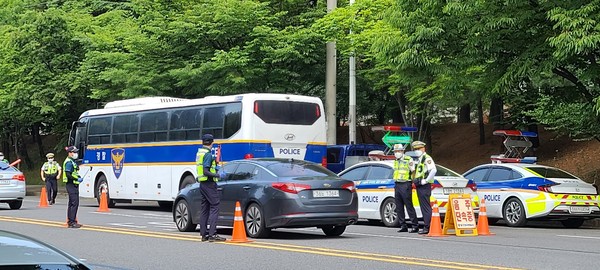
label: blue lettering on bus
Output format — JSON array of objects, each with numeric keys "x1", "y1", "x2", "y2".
[
  {"x1": 362, "y1": 196, "x2": 379, "y2": 203},
  {"x1": 279, "y1": 148, "x2": 301, "y2": 155},
  {"x1": 483, "y1": 194, "x2": 501, "y2": 202}
]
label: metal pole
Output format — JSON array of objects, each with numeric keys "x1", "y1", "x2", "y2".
[
  {"x1": 326, "y1": 0, "x2": 337, "y2": 146},
  {"x1": 348, "y1": 0, "x2": 356, "y2": 144}
]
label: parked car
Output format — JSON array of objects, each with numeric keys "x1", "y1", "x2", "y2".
[
  {"x1": 173, "y1": 158, "x2": 358, "y2": 238},
  {"x1": 463, "y1": 163, "x2": 600, "y2": 228},
  {"x1": 339, "y1": 160, "x2": 479, "y2": 227},
  {"x1": 0, "y1": 161, "x2": 26, "y2": 210},
  {"x1": 326, "y1": 144, "x2": 387, "y2": 174},
  {"x1": 0, "y1": 230, "x2": 91, "y2": 269}
]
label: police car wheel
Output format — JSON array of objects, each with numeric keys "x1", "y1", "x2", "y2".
[
  {"x1": 380, "y1": 198, "x2": 399, "y2": 227},
  {"x1": 174, "y1": 199, "x2": 196, "y2": 232},
  {"x1": 245, "y1": 203, "x2": 270, "y2": 238},
  {"x1": 8, "y1": 200, "x2": 22, "y2": 210},
  {"x1": 561, "y1": 218, "x2": 585, "y2": 229},
  {"x1": 322, "y1": 225, "x2": 346, "y2": 236},
  {"x1": 503, "y1": 198, "x2": 527, "y2": 227},
  {"x1": 96, "y1": 176, "x2": 116, "y2": 208}
]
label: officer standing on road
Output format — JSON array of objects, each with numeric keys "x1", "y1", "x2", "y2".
[
  {"x1": 41, "y1": 153, "x2": 61, "y2": 205},
  {"x1": 412, "y1": 141, "x2": 437, "y2": 235},
  {"x1": 196, "y1": 134, "x2": 225, "y2": 242},
  {"x1": 63, "y1": 146, "x2": 82, "y2": 228},
  {"x1": 0, "y1": 152, "x2": 8, "y2": 163},
  {"x1": 392, "y1": 144, "x2": 418, "y2": 233}
]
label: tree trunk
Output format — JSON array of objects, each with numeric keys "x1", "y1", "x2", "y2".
[
  {"x1": 478, "y1": 97, "x2": 485, "y2": 145},
  {"x1": 457, "y1": 103, "x2": 471, "y2": 123},
  {"x1": 489, "y1": 96, "x2": 504, "y2": 129},
  {"x1": 16, "y1": 133, "x2": 33, "y2": 170},
  {"x1": 32, "y1": 123, "x2": 45, "y2": 159}
]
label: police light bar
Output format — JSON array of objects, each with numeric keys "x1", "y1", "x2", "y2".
[
  {"x1": 383, "y1": 126, "x2": 418, "y2": 132},
  {"x1": 493, "y1": 130, "x2": 538, "y2": 137},
  {"x1": 490, "y1": 155, "x2": 537, "y2": 164}
]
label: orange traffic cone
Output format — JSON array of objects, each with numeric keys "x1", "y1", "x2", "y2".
[
  {"x1": 38, "y1": 187, "x2": 49, "y2": 208},
  {"x1": 228, "y1": 201, "x2": 252, "y2": 243},
  {"x1": 427, "y1": 201, "x2": 445, "y2": 237},
  {"x1": 477, "y1": 198, "x2": 495, "y2": 236},
  {"x1": 97, "y1": 189, "x2": 110, "y2": 212}
]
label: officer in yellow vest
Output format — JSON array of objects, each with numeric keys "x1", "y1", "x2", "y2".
[
  {"x1": 63, "y1": 146, "x2": 82, "y2": 228},
  {"x1": 0, "y1": 152, "x2": 7, "y2": 163},
  {"x1": 41, "y1": 153, "x2": 61, "y2": 205},
  {"x1": 196, "y1": 134, "x2": 225, "y2": 242},
  {"x1": 392, "y1": 144, "x2": 418, "y2": 233},
  {"x1": 412, "y1": 141, "x2": 437, "y2": 235}
]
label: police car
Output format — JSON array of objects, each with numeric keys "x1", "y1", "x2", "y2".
[
  {"x1": 463, "y1": 162, "x2": 600, "y2": 228},
  {"x1": 339, "y1": 160, "x2": 478, "y2": 227}
]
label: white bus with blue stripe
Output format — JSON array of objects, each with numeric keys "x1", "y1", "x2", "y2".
[{"x1": 68, "y1": 94, "x2": 326, "y2": 207}]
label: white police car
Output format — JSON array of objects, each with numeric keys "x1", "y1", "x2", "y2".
[
  {"x1": 463, "y1": 163, "x2": 600, "y2": 228},
  {"x1": 339, "y1": 160, "x2": 478, "y2": 227}
]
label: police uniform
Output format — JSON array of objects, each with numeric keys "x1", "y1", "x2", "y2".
[
  {"x1": 41, "y1": 153, "x2": 61, "y2": 205},
  {"x1": 63, "y1": 146, "x2": 82, "y2": 228},
  {"x1": 392, "y1": 144, "x2": 418, "y2": 233},
  {"x1": 412, "y1": 141, "x2": 437, "y2": 234},
  {"x1": 196, "y1": 134, "x2": 225, "y2": 242}
]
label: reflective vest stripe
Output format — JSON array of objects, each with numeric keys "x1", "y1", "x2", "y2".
[
  {"x1": 43, "y1": 162, "x2": 59, "y2": 175},
  {"x1": 393, "y1": 156, "x2": 412, "y2": 181},
  {"x1": 415, "y1": 154, "x2": 433, "y2": 183},
  {"x1": 62, "y1": 158, "x2": 80, "y2": 184},
  {"x1": 196, "y1": 147, "x2": 216, "y2": 182}
]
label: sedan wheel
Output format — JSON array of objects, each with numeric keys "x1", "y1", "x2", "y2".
[
  {"x1": 380, "y1": 198, "x2": 399, "y2": 227},
  {"x1": 561, "y1": 218, "x2": 585, "y2": 229},
  {"x1": 322, "y1": 225, "x2": 347, "y2": 237},
  {"x1": 245, "y1": 203, "x2": 270, "y2": 238},
  {"x1": 8, "y1": 200, "x2": 22, "y2": 210},
  {"x1": 503, "y1": 198, "x2": 527, "y2": 227},
  {"x1": 174, "y1": 200, "x2": 196, "y2": 232}
]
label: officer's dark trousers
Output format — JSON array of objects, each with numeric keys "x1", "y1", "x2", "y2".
[
  {"x1": 66, "y1": 183, "x2": 79, "y2": 224},
  {"x1": 45, "y1": 176, "x2": 58, "y2": 202},
  {"x1": 394, "y1": 182, "x2": 418, "y2": 228},
  {"x1": 199, "y1": 181, "x2": 220, "y2": 236},
  {"x1": 416, "y1": 183, "x2": 432, "y2": 229}
]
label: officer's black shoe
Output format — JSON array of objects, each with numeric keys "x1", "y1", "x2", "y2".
[
  {"x1": 201, "y1": 235, "x2": 209, "y2": 242},
  {"x1": 418, "y1": 229, "x2": 429, "y2": 235},
  {"x1": 208, "y1": 235, "x2": 226, "y2": 242},
  {"x1": 48, "y1": 201, "x2": 53, "y2": 205},
  {"x1": 51, "y1": 199, "x2": 56, "y2": 205},
  {"x1": 68, "y1": 223, "x2": 82, "y2": 229},
  {"x1": 397, "y1": 226, "x2": 408, "y2": 233},
  {"x1": 408, "y1": 228, "x2": 419, "y2": 233}
]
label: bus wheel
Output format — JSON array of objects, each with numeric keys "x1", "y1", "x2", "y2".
[
  {"x1": 179, "y1": 174, "x2": 196, "y2": 190},
  {"x1": 96, "y1": 175, "x2": 116, "y2": 208}
]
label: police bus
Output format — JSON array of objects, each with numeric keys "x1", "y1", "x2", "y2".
[{"x1": 68, "y1": 93, "x2": 327, "y2": 207}]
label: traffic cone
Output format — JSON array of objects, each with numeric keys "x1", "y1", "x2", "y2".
[
  {"x1": 477, "y1": 198, "x2": 495, "y2": 236},
  {"x1": 427, "y1": 201, "x2": 445, "y2": 237},
  {"x1": 38, "y1": 187, "x2": 49, "y2": 208},
  {"x1": 227, "y1": 201, "x2": 252, "y2": 243},
  {"x1": 97, "y1": 189, "x2": 110, "y2": 212}
]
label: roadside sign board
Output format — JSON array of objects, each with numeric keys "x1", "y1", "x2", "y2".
[{"x1": 443, "y1": 193, "x2": 478, "y2": 236}]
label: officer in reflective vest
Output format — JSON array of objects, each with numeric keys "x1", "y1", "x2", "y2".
[
  {"x1": 412, "y1": 141, "x2": 437, "y2": 235},
  {"x1": 196, "y1": 134, "x2": 225, "y2": 242},
  {"x1": 392, "y1": 144, "x2": 418, "y2": 233},
  {"x1": 0, "y1": 152, "x2": 7, "y2": 163},
  {"x1": 41, "y1": 153, "x2": 61, "y2": 205},
  {"x1": 63, "y1": 146, "x2": 82, "y2": 228}
]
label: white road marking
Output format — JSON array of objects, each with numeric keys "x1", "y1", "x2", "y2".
[
  {"x1": 142, "y1": 213, "x2": 171, "y2": 218},
  {"x1": 148, "y1": 221, "x2": 175, "y2": 228},
  {"x1": 287, "y1": 228, "x2": 432, "y2": 241},
  {"x1": 92, "y1": 212, "x2": 170, "y2": 220},
  {"x1": 108, "y1": 223, "x2": 147, "y2": 229},
  {"x1": 557, "y1": 235, "x2": 600, "y2": 240}
]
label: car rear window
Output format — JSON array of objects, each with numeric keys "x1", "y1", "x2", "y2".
[
  {"x1": 435, "y1": 166, "x2": 460, "y2": 177},
  {"x1": 0, "y1": 162, "x2": 17, "y2": 171},
  {"x1": 267, "y1": 162, "x2": 337, "y2": 178},
  {"x1": 526, "y1": 166, "x2": 577, "y2": 179}
]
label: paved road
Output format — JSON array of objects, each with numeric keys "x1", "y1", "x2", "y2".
[{"x1": 1, "y1": 196, "x2": 599, "y2": 270}]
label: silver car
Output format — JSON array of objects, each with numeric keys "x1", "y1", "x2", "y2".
[{"x1": 0, "y1": 161, "x2": 26, "y2": 210}]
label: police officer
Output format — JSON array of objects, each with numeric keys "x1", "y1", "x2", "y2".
[
  {"x1": 41, "y1": 153, "x2": 61, "y2": 205},
  {"x1": 392, "y1": 144, "x2": 418, "y2": 233},
  {"x1": 63, "y1": 146, "x2": 82, "y2": 228},
  {"x1": 196, "y1": 134, "x2": 225, "y2": 242},
  {"x1": 0, "y1": 152, "x2": 8, "y2": 163},
  {"x1": 412, "y1": 141, "x2": 437, "y2": 235}
]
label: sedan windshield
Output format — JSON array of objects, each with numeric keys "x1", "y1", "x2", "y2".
[{"x1": 267, "y1": 162, "x2": 337, "y2": 178}]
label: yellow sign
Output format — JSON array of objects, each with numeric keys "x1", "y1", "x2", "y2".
[{"x1": 443, "y1": 194, "x2": 478, "y2": 236}]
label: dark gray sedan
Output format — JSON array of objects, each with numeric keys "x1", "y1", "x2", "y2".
[{"x1": 173, "y1": 158, "x2": 358, "y2": 238}]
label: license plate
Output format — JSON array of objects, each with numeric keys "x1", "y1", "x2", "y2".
[
  {"x1": 0, "y1": 180, "x2": 10, "y2": 185},
  {"x1": 313, "y1": 190, "x2": 339, "y2": 198},
  {"x1": 443, "y1": 188, "x2": 464, "y2": 195},
  {"x1": 570, "y1": 206, "x2": 591, "y2": 214}
]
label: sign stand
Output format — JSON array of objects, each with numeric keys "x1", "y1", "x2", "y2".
[{"x1": 443, "y1": 194, "x2": 478, "y2": 236}]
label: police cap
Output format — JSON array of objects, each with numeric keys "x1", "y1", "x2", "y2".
[
  {"x1": 65, "y1": 146, "x2": 78, "y2": 153},
  {"x1": 201, "y1": 134, "x2": 214, "y2": 143},
  {"x1": 393, "y1": 144, "x2": 405, "y2": 151},
  {"x1": 46, "y1": 153, "x2": 55, "y2": 158},
  {"x1": 411, "y1": 141, "x2": 426, "y2": 149}
]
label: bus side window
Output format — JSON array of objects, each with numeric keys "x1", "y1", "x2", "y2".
[
  {"x1": 203, "y1": 106, "x2": 225, "y2": 139},
  {"x1": 140, "y1": 111, "x2": 169, "y2": 142},
  {"x1": 170, "y1": 108, "x2": 202, "y2": 141},
  {"x1": 88, "y1": 117, "x2": 112, "y2": 145}
]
